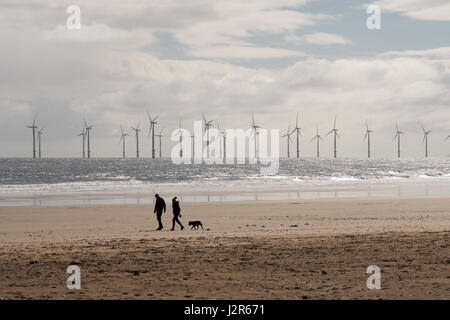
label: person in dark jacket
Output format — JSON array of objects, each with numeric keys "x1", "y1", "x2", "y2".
[
  {"x1": 171, "y1": 196, "x2": 184, "y2": 231},
  {"x1": 153, "y1": 194, "x2": 166, "y2": 230}
]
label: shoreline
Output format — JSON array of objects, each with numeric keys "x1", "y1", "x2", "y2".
[{"x1": 2, "y1": 180, "x2": 450, "y2": 207}]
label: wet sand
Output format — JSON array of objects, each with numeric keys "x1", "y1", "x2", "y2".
[{"x1": 0, "y1": 198, "x2": 449, "y2": 299}]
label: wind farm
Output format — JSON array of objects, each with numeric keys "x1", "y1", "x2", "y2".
[{"x1": 19, "y1": 113, "x2": 450, "y2": 159}]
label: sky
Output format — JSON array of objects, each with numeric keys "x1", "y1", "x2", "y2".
[{"x1": 1, "y1": 0, "x2": 450, "y2": 158}]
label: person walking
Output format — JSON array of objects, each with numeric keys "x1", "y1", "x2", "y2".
[
  {"x1": 171, "y1": 196, "x2": 184, "y2": 231},
  {"x1": 153, "y1": 194, "x2": 166, "y2": 230}
]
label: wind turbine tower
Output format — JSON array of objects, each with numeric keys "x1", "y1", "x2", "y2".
[
  {"x1": 326, "y1": 116, "x2": 339, "y2": 158},
  {"x1": 26, "y1": 113, "x2": 38, "y2": 158},
  {"x1": 131, "y1": 121, "x2": 141, "y2": 158},
  {"x1": 311, "y1": 126, "x2": 323, "y2": 158},
  {"x1": 37, "y1": 128, "x2": 44, "y2": 158},
  {"x1": 251, "y1": 112, "x2": 261, "y2": 157},
  {"x1": 421, "y1": 125, "x2": 431, "y2": 158},
  {"x1": 393, "y1": 122, "x2": 404, "y2": 158},
  {"x1": 363, "y1": 121, "x2": 374, "y2": 158},
  {"x1": 147, "y1": 112, "x2": 159, "y2": 159},
  {"x1": 84, "y1": 119, "x2": 94, "y2": 159},
  {"x1": 202, "y1": 113, "x2": 213, "y2": 158},
  {"x1": 217, "y1": 120, "x2": 227, "y2": 159},
  {"x1": 291, "y1": 113, "x2": 302, "y2": 158},
  {"x1": 119, "y1": 126, "x2": 129, "y2": 158},
  {"x1": 177, "y1": 119, "x2": 183, "y2": 158},
  {"x1": 281, "y1": 125, "x2": 293, "y2": 158},
  {"x1": 155, "y1": 128, "x2": 164, "y2": 158},
  {"x1": 77, "y1": 125, "x2": 86, "y2": 158}
]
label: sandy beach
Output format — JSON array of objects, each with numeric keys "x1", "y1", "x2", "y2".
[{"x1": 0, "y1": 197, "x2": 449, "y2": 299}]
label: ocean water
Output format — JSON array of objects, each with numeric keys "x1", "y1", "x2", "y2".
[{"x1": 1, "y1": 158, "x2": 450, "y2": 206}]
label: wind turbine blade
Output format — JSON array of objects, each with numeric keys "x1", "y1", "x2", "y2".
[
  {"x1": 296, "y1": 113, "x2": 299, "y2": 128},
  {"x1": 363, "y1": 133, "x2": 367, "y2": 143},
  {"x1": 252, "y1": 112, "x2": 255, "y2": 127},
  {"x1": 147, "y1": 111, "x2": 152, "y2": 121},
  {"x1": 32, "y1": 113, "x2": 38, "y2": 126},
  {"x1": 137, "y1": 120, "x2": 141, "y2": 130},
  {"x1": 154, "y1": 116, "x2": 159, "y2": 122},
  {"x1": 421, "y1": 124, "x2": 425, "y2": 133},
  {"x1": 366, "y1": 120, "x2": 369, "y2": 131},
  {"x1": 333, "y1": 116, "x2": 336, "y2": 130},
  {"x1": 202, "y1": 112, "x2": 207, "y2": 124},
  {"x1": 393, "y1": 134, "x2": 398, "y2": 142}
]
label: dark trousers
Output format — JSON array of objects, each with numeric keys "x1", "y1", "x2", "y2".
[
  {"x1": 156, "y1": 211, "x2": 163, "y2": 229},
  {"x1": 172, "y1": 214, "x2": 183, "y2": 229}
]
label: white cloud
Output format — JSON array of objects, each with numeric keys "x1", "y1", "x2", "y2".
[
  {"x1": 188, "y1": 46, "x2": 305, "y2": 59},
  {"x1": 285, "y1": 32, "x2": 351, "y2": 45},
  {"x1": 381, "y1": 47, "x2": 450, "y2": 59},
  {"x1": 43, "y1": 24, "x2": 156, "y2": 45},
  {"x1": 370, "y1": 0, "x2": 450, "y2": 21}
]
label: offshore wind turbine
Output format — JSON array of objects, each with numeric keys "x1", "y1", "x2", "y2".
[
  {"x1": 393, "y1": 122, "x2": 404, "y2": 158},
  {"x1": 202, "y1": 113, "x2": 213, "y2": 158},
  {"x1": 421, "y1": 125, "x2": 431, "y2": 158},
  {"x1": 37, "y1": 127, "x2": 44, "y2": 158},
  {"x1": 326, "y1": 116, "x2": 339, "y2": 158},
  {"x1": 84, "y1": 119, "x2": 94, "y2": 158},
  {"x1": 119, "y1": 126, "x2": 129, "y2": 158},
  {"x1": 190, "y1": 133, "x2": 195, "y2": 161},
  {"x1": 217, "y1": 120, "x2": 226, "y2": 159},
  {"x1": 250, "y1": 112, "x2": 261, "y2": 157},
  {"x1": 77, "y1": 125, "x2": 86, "y2": 158},
  {"x1": 363, "y1": 121, "x2": 374, "y2": 158},
  {"x1": 176, "y1": 119, "x2": 183, "y2": 158},
  {"x1": 291, "y1": 113, "x2": 302, "y2": 158},
  {"x1": 131, "y1": 121, "x2": 141, "y2": 158},
  {"x1": 26, "y1": 113, "x2": 38, "y2": 158},
  {"x1": 147, "y1": 112, "x2": 159, "y2": 159},
  {"x1": 155, "y1": 128, "x2": 164, "y2": 158},
  {"x1": 311, "y1": 126, "x2": 323, "y2": 158},
  {"x1": 281, "y1": 125, "x2": 293, "y2": 158}
]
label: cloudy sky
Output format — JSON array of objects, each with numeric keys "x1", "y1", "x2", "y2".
[{"x1": 1, "y1": 0, "x2": 450, "y2": 158}]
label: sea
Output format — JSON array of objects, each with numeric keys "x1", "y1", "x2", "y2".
[{"x1": 1, "y1": 158, "x2": 450, "y2": 206}]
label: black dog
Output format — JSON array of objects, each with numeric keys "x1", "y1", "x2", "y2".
[{"x1": 188, "y1": 221, "x2": 203, "y2": 230}]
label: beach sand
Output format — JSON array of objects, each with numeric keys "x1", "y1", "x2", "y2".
[{"x1": 0, "y1": 197, "x2": 449, "y2": 299}]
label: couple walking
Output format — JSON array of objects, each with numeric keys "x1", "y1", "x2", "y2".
[{"x1": 153, "y1": 194, "x2": 184, "y2": 231}]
